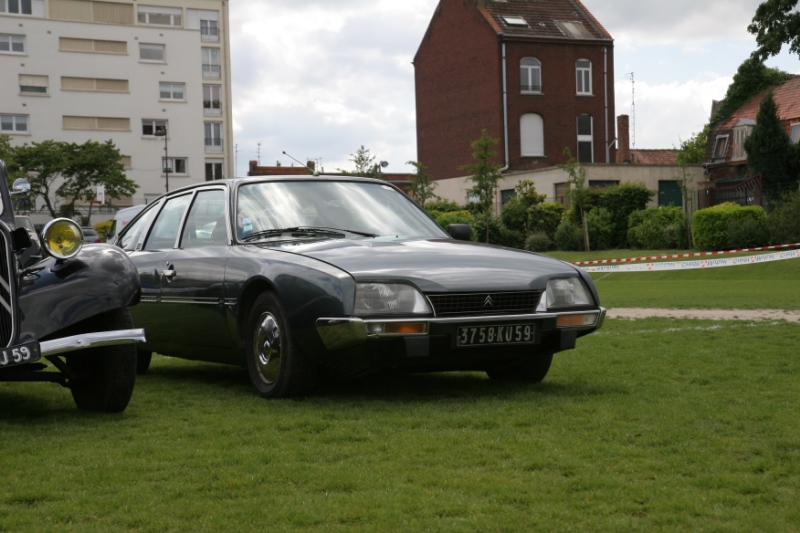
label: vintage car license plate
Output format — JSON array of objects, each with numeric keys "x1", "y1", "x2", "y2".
[
  {"x1": 0, "y1": 341, "x2": 42, "y2": 369},
  {"x1": 456, "y1": 323, "x2": 537, "y2": 347}
]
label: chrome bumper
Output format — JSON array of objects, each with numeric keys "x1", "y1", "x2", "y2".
[
  {"x1": 316, "y1": 309, "x2": 606, "y2": 351},
  {"x1": 40, "y1": 328, "x2": 146, "y2": 357}
]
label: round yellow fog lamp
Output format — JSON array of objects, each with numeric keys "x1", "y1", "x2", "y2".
[{"x1": 42, "y1": 218, "x2": 83, "y2": 260}]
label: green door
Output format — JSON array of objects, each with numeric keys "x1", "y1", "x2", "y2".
[{"x1": 658, "y1": 181, "x2": 682, "y2": 207}]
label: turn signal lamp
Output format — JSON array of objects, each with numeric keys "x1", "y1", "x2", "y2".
[
  {"x1": 42, "y1": 218, "x2": 83, "y2": 260},
  {"x1": 557, "y1": 314, "x2": 598, "y2": 328}
]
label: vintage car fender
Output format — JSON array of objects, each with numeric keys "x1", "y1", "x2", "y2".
[{"x1": 16, "y1": 243, "x2": 142, "y2": 344}]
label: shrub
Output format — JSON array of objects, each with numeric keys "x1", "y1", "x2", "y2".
[
  {"x1": 627, "y1": 207, "x2": 688, "y2": 249},
  {"x1": 527, "y1": 202, "x2": 565, "y2": 241},
  {"x1": 586, "y1": 207, "x2": 614, "y2": 250},
  {"x1": 424, "y1": 199, "x2": 463, "y2": 213},
  {"x1": 597, "y1": 183, "x2": 654, "y2": 247},
  {"x1": 429, "y1": 210, "x2": 475, "y2": 234},
  {"x1": 472, "y1": 216, "x2": 523, "y2": 248},
  {"x1": 554, "y1": 219, "x2": 585, "y2": 251},
  {"x1": 500, "y1": 197, "x2": 529, "y2": 233},
  {"x1": 524, "y1": 230, "x2": 554, "y2": 252},
  {"x1": 727, "y1": 216, "x2": 770, "y2": 249},
  {"x1": 767, "y1": 190, "x2": 800, "y2": 244},
  {"x1": 692, "y1": 203, "x2": 767, "y2": 251}
]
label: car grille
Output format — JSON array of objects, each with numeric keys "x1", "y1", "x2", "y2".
[
  {"x1": 426, "y1": 290, "x2": 543, "y2": 317},
  {"x1": 0, "y1": 225, "x2": 15, "y2": 346}
]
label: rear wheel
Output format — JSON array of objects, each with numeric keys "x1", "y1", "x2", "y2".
[
  {"x1": 245, "y1": 292, "x2": 317, "y2": 398},
  {"x1": 67, "y1": 309, "x2": 137, "y2": 412},
  {"x1": 485, "y1": 353, "x2": 553, "y2": 383}
]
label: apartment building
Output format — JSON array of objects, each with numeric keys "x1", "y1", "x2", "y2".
[{"x1": 0, "y1": 0, "x2": 233, "y2": 215}]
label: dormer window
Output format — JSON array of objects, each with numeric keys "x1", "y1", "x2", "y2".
[
  {"x1": 502, "y1": 16, "x2": 528, "y2": 27},
  {"x1": 712, "y1": 135, "x2": 729, "y2": 162},
  {"x1": 732, "y1": 120, "x2": 754, "y2": 161}
]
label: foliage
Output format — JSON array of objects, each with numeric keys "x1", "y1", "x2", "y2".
[
  {"x1": 726, "y1": 216, "x2": 771, "y2": 249},
  {"x1": 13, "y1": 140, "x2": 138, "y2": 220},
  {"x1": 339, "y1": 145, "x2": 380, "y2": 178},
  {"x1": 428, "y1": 209, "x2": 475, "y2": 234},
  {"x1": 627, "y1": 207, "x2": 689, "y2": 249},
  {"x1": 586, "y1": 208, "x2": 614, "y2": 251},
  {"x1": 675, "y1": 126, "x2": 709, "y2": 166},
  {"x1": 710, "y1": 57, "x2": 792, "y2": 124},
  {"x1": 424, "y1": 199, "x2": 463, "y2": 213},
  {"x1": 554, "y1": 218, "x2": 585, "y2": 251},
  {"x1": 749, "y1": 0, "x2": 800, "y2": 60},
  {"x1": 406, "y1": 160, "x2": 438, "y2": 206},
  {"x1": 744, "y1": 92, "x2": 800, "y2": 200},
  {"x1": 499, "y1": 180, "x2": 546, "y2": 233},
  {"x1": 94, "y1": 220, "x2": 113, "y2": 242},
  {"x1": 527, "y1": 202, "x2": 565, "y2": 241},
  {"x1": 595, "y1": 183, "x2": 654, "y2": 248},
  {"x1": 0, "y1": 135, "x2": 17, "y2": 171},
  {"x1": 556, "y1": 148, "x2": 590, "y2": 251},
  {"x1": 767, "y1": 190, "x2": 800, "y2": 244},
  {"x1": 523, "y1": 230, "x2": 554, "y2": 252},
  {"x1": 470, "y1": 216, "x2": 523, "y2": 248},
  {"x1": 460, "y1": 129, "x2": 503, "y2": 243},
  {"x1": 692, "y1": 203, "x2": 768, "y2": 251}
]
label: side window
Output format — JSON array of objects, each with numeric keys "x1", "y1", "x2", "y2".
[
  {"x1": 144, "y1": 195, "x2": 191, "y2": 250},
  {"x1": 520, "y1": 57, "x2": 541, "y2": 93},
  {"x1": 119, "y1": 202, "x2": 161, "y2": 251},
  {"x1": 180, "y1": 189, "x2": 227, "y2": 248}
]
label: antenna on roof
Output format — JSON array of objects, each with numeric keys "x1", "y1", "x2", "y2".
[
  {"x1": 282, "y1": 151, "x2": 319, "y2": 176},
  {"x1": 625, "y1": 72, "x2": 636, "y2": 150}
]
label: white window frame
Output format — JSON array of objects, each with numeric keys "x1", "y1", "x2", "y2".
[
  {"x1": 163, "y1": 157, "x2": 187, "y2": 174},
  {"x1": 577, "y1": 114, "x2": 593, "y2": 163},
  {"x1": 204, "y1": 122, "x2": 222, "y2": 151},
  {"x1": 520, "y1": 113, "x2": 544, "y2": 157},
  {"x1": 712, "y1": 135, "x2": 729, "y2": 161},
  {"x1": 576, "y1": 59, "x2": 592, "y2": 95},
  {"x1": 1, "y1": 114, "x2": 29, "y2": 133},
  {"x1": 1, "y1": 0, "x2": 33, "y2": 15},
  {"x1": 139, "y1": 43, "x2": 166, "y2": 62},
  {"x1": 202, "y1": 47, "x2": 221, "y2": 79},
  {"x1": 142, "y1": 119, "x2": 168, "y2": 136},
  {"x1": 0, "y1": 33, "x2": 25, "y2": 54},
  {"x1": 200, "y1": 19, "x2": 219, "y2": 42},
  {"x1": 205, "y1": 160, "x2": 223, "y2": 181},
  {"x1": 138, "y1": 5, "x2": 182, "y2": 27},
  {"x1": 520, "y1": 57, "x2": 541, "y2": 94},
  {"x1": 203, "y1": 84, "x2": 222, "y2": 115},
  {"x1": 159, "y1": 82, "x2": 185, "y2": 101}
]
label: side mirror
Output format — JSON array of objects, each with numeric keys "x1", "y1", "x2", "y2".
[
  {"x1": 11, "y1": 178, "x2": 31, "y2": 196},
  {"x1": 447, "y1": 223, "x2": 472, "y2": 241}
]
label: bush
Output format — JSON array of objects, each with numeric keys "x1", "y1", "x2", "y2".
[
  {"x1": 471, "y1": 216, "x2": 523, "y2": 248},
  {"x1": 692, "y1": 203, "x2": 767, "y2": 251},
  {"x1": 429, "y1": 210, "x2": 475, "y2": 233},
  {"x1": 554, "y1": 219, "x2": 585, "y2": 251},
  {"x1": 500, "y1": 197, "x2": 529, "y2": 233},
  {"x1": 627, "y1": 207, "x2": 688, "y2": 249},
  {"x1": 767, "y1": 190, "x2": 800, "y2": 244},
  {"x1": 424, "y1": 199, "x2": 463, "y2": 213},
  {"x1": 727, "y1": 217, "x2": 770, "y2": 249},
  {"x1": 597, "y1": 183, "x2": 654, "y2": 247},
  {"x1": 586, "y1": 207, "x2": 614, "y2": 250},
  {"x1": 524, "y1": 230, "x2": 554, "y2": 252},
  {"x1": 527, "y1": 202, "x2": 564, "y2": 241}
]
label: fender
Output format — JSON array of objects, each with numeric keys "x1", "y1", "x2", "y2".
[{"x1": 16, "y1": 244, "x2": 142, "y2": 343}]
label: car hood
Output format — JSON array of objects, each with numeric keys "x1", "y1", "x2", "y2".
[{"x1": 270, "y1": 238, "x2": 580, "y2": 293}]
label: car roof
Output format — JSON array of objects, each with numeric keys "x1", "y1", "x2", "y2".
[{"x1": 156, "y1": 174, "x2": 393, "y2": 198}]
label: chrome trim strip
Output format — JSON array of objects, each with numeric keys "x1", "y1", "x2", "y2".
[{"x1": 40, "y1": 328, "x2": 146, "y2": 357}]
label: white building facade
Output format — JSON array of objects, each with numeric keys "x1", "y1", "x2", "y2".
[{"x1": 0, "y1": 0, "x2": 233, "y2": 223}]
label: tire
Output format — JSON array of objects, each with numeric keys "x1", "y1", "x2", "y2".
[
  {"x1": 136, "y1": 350, "x2": 153, "y2": 375},
  {"x1": 245, "y1": 292, "x2": 317, "y2": 398},
  {"x1": 67, "y1": 309, "x2": 137, "y2": 413},
  {"x1": 485, "y1": 353, "x2": 554, "y2": 383}
]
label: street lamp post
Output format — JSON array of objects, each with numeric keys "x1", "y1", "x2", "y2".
[{"x1": 155, "y1": 126, "x2": 169, "y2": 193}]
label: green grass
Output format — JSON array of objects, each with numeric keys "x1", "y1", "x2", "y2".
[{"x1": 546, "y1": 249, "x2": 800, "y2": 310}]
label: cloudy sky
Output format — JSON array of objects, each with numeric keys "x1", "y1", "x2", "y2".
[{"x1": 229, "y1": 0, "x2": 800, "y2": 176}]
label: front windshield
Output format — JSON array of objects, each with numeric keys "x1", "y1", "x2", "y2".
[{"x1": 235, "y1": 180, "x2": 447, "y2": 241}]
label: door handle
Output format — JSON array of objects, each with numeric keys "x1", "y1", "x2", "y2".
[{"x1": 162, "y1": 265, "x2": 176, "y2": 280}]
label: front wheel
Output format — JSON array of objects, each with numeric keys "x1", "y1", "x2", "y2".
[
  {"x1": 245, "y1": 292, "x2": 317, "y2": 398},
  {"x1": 66, "y1": 309, "x2": 137, "y2": 413},
  {"x1": 485, "y1": 353, "x2": 553, "y2": 383}
]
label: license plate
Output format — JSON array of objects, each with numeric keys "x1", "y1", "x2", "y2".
[
  {"x1": 0, "y1": 341, "x2": 42, "y2": 369},
  {"x1": 456, "y1": 324, "x2": 538, "y2": 347}
]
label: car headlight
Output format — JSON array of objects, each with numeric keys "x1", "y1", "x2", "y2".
[
  {"x1": 42, "y1": 218, "x2": 83, "y2": 260},
  {"x1": 354, "y1": 283, "x2": 432, "y2": 316},
  {"x1": 537, "y1": 277, "x2": 592, "y2": 311}
]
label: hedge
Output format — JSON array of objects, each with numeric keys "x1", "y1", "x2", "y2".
[{"x1": 692, "y1": 203, "x2": 767, "y2": 251}]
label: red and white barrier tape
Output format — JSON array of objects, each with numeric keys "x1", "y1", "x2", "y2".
[
  {"x1": 572, "y1": 242, "x2": 800, "y2": 266},
  {"x1": 581, "y1": 249, "x2": 800, "y2": 273}
]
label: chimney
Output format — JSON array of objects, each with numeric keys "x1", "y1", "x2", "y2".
[{"x1": 617, "y1": 115, "x2": 631, "y2": 163}]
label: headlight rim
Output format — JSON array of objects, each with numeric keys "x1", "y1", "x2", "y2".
[{"x1": 353, "y1": 282, "x2": 432, "y2": 317}]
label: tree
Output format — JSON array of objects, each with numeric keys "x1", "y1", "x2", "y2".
[
  {"x1": 460, "y1": 129, "x2": 503, "y2": 243},
  {"x1": 406, "y1": 160, "x2": 438, "y2": 206},
  {"x1": 673, "y1": 126, "x2": 708, "y2": 247},
  {"x1": 340, "y1": 145, "x2": 380, "y2": 178},
  {"x1": 744, "y1": 92, "x2": 800, "y2": 201},
  {"x1": 748, "y1": 0, "x2": 800, "y2": 61},
  {"x1": 15, "y1": 140, "x2": 138, "y2": 220},
  {"x1": 557, "y1": 148, "x2": 591, "y2": 251},
  {"x1": 711, "y1": 57, "x2": 791, "y2": 124}
]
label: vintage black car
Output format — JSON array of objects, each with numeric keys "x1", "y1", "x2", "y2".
[
  {"x1": 114, "y1": 175, "x2": 605, "y2": 398},
  {"x1": 0, "y1": 160, "x2": 144, "y2": 412}
]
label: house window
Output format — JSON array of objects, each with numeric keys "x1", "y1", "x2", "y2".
[
  {"x1": 520, "y1": 57, "x2": 541, "y2": 93},
  {"x1": 205, "y1": 160, "x2": 223, "y2": 181},
  {"x1": 138, "y1": 5, "x2": 182, "y2": 27},
  {"x1": 160, "y1": 82, "x2": 185, "y2": 100},
  {"x1": 577, "y1": 114, "x2": 593, "y2": 163},
  {"x1": 520, "y1": 113, "x2": 544, "y2": 157},
  {"x1": 588, "y1": 180, "x2": 619, "y2": 188},
  {"x1": 1, "y1": 114, "x2": 28, "y2": 133},
  {"x1": 203, "y1": 84, "x2": 221, "y2": 115},
  {"x1": 142, "y1": 119, "x2": 167, "y2": 136},
  {"x1": 19, "y1": 74, "x2": 48, "y2": 95},
  {"x1": 732, "y1": 122, "x2": 753, "y2": 161},
  {"x1": 502, "y1": 15, "x2": 528, "y2": 27},
  {"x1": 0, "y1": 33, "x2": 25, "y2": 53},
  {"x1": 711, "y1": 135, "x2": 729, "y2": 162},
  {"x1": 500, "y1": 189, "x2": 515, "y2": 206},
  {"x1": 163, "y1": 157, "x2": 187, "y2": 174},
  {"x1": 201, "y1": 19, "x2": 219, "y2": 42},
  {"x1": 139, "y1": 43, "x2": 165, "y2": 62},
  {"x1": 204, "y1": 122, "x2": 222, "y2": 151},
  {"x1": 1, "y1": 0, "x2": 33, "y2": 15},
  {"x1": 790, "y1": 123, "x2": 800, "y2": 144},
  {"x1": 576, "y1": 59, "x2": 592, "y2": 95},
  {"x1": 202, "y1": 47, "x2": 221, "y2": 78},
  {"x1": 554, "y1": 182, "x2": 571, "y2": 207}
]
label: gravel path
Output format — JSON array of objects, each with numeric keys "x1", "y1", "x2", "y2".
[{"x1": 607, "y1": 308, "x2": 800, "y2": 323}]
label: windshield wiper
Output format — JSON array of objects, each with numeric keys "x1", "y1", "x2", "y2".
[{"x1": 243, "y1": 227, "x2": 344, "y2": 242}]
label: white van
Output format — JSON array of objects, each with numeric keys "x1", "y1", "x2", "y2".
[{"x1": 107, "y1": 205, "x2": 145, "y2": 242}]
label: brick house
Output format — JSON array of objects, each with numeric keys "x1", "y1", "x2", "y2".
[
  {"x1": 414, "y1": 0, "x2": 616, "y2": 182},
  {"x1": 702, "y1": 75, "x2": 800, "y2": 207}
]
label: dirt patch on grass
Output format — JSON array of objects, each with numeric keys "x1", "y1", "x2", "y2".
[{"x1": 607, "y1": 308, "x2": 800, "y2": 323}]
